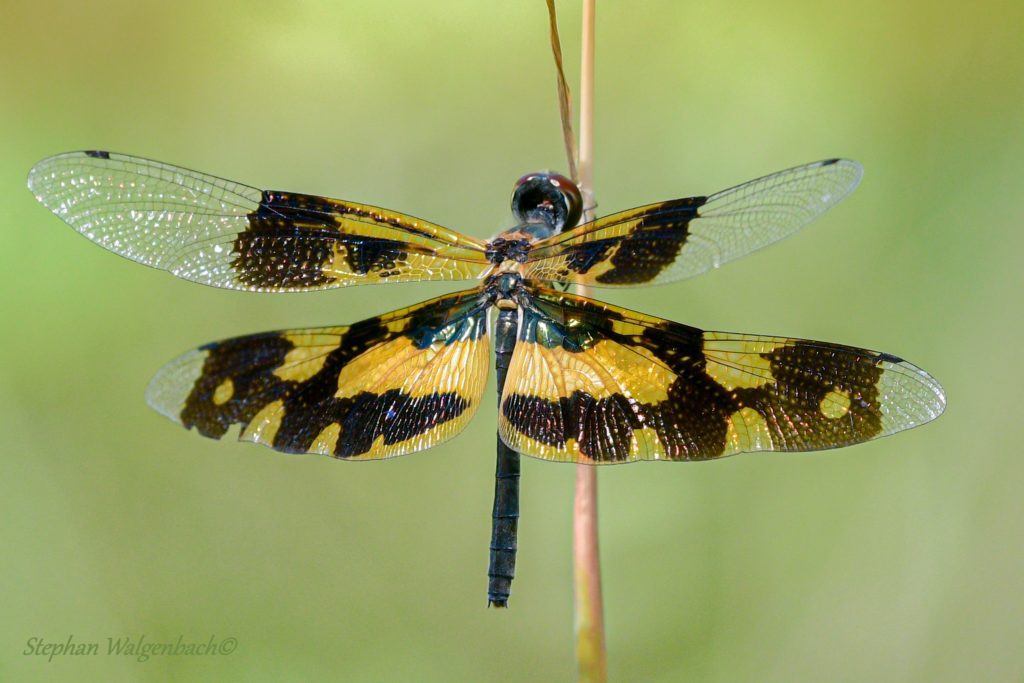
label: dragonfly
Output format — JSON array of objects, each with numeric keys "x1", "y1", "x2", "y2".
[{"x1": 28, "y1": 151, "x2": 946, "y2": 607}]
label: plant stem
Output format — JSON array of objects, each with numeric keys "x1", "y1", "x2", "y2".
[{"x1": 572, "y1": 2, "x2": 606, "y2": 682}]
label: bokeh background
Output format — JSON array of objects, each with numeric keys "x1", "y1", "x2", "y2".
[{"x1": 2, "y1": 1, "x2": 1022, "y2": 681}]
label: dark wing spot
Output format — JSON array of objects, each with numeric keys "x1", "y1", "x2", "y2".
[
  {"x1": 564, "y1": 240, "x2": 613, "y2": 275},
  {"x1": 730, "y1": 341, "x2": 886, "y2": 448},
  {"x1": 233, "y1": 191, "x2": 416, "y2": 288},
  {"x1": 342, "y1": 236, "x2": 408, "y2": 275},
  {"x1": 234, "y1": 192, "x2": 340, "y2": 288},
  {"x1": 182, "y1": 335, "x2": 294, "y2": 438},
  {"x1": 502, "y1": 392, "x2": 640, "y2": 462},
  {"x1": 595, "y1": 197, "x2": 705, "y2": 284}
]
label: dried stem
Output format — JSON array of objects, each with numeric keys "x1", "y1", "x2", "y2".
[
  {"x1": 572, "y1": 2, "x2": 606, "y2": 681},
  {"x1": 545, "y1": 1, "x2": 605, "y2": 678},
  {"x1": 546, "y1": 0, "x2": 578, "y2": 182}
]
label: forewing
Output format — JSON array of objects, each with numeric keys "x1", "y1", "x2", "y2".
[
  {"x1": 523, "y1": 159, "x2": 862, "y2": 286},
  {"x1": 499, "y1": 286, "x2": 944, "y2": 463},
  {"x1": 28, "y1": 151, "x2": 490, "y2": 291},
  {"x1": 147, "y1": 289, "x2": 491, "y2": 458}
]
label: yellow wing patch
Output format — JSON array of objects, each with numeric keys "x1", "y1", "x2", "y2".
[
  {"x1": 820, "y1": 389, "x2": 852, "y2": 420},
  {"x1": 240, "y1": 400, "x2": 285, "y2": 444},
  {"x1": 212, "y1": 379, "x2": 234, "y2": 406},
  {"x1": 724, "y1": 407, "x2": 774, "y2": 454},
  {"x1": 274, "y1": 334, "x2": 339, "y2": 382},
  {"x1": 702, "y1": 332, "x2": 788, "y2": 390},
  {"x1": 504, "y1": 338, "x2": 675, "y2": 405}
]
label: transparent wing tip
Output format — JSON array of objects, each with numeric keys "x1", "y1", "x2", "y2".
[
  {"x1": 144, "y1": 348, "x2": 209, "y2": 425},
  {"x1": 877, "y1": 355, "x2": 947, "y2": 434},
  {"x1": 822, "y1": 158, "x2": 865, "y2": 199},
  {"x1": 28, "y1": 149, "x2": 109, "y2": 184},
  {"x1": 26, "y1": 155, "x2": 58, "y2": 199}
]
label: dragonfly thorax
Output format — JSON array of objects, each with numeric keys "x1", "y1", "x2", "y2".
[
  {"x1": 485, "y1": 272, "x2": 526, "y2": 309},
  {"x1": 485, "y1": 236, "x2": 532, "y2": 264}
]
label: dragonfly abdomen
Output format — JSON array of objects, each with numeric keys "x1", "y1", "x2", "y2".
[{"x1": 488, "y1": 305, "x2": 521, "y2": 607}]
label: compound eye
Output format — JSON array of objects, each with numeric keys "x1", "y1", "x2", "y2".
[{"x1": 511, "y1": 172, "x2": 583, "y2": 233}]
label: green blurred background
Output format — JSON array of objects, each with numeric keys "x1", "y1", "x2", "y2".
[{"x1": 2, "y1": 1, "x2": 1021, "y2": 680}]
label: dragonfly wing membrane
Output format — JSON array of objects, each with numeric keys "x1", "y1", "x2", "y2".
[
  {"x1": 524, "y1": 159, "x2": 863, "y2": 287},
  {"x1": 28, "y1": 151, "x2": 490, "y2": 291},
  {"x1": 147, "y1": 289, "x2": 492, "y2": 458},
  {"x1": 499, "y1": 285, "x2": 944, "y2": 463}
]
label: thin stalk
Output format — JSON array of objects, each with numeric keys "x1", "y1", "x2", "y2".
[
  {"x1": 545, "y1": 0, "x2": 606, "y2": 676},
  {"x1": 572, "y1": 2, "x2": 606, "y2": 682}
]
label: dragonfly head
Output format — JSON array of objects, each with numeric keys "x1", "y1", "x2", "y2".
[{"x1": 511, "y1": 172, "x2": 582, "y2": 237}]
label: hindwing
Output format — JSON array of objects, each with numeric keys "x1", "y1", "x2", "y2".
[
  {"x1": 147, "y1": 289, "x2": 492, "y2": 458},
  {"x1": 499, "y1": 286, "x2": 945, "y2": 463}
]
